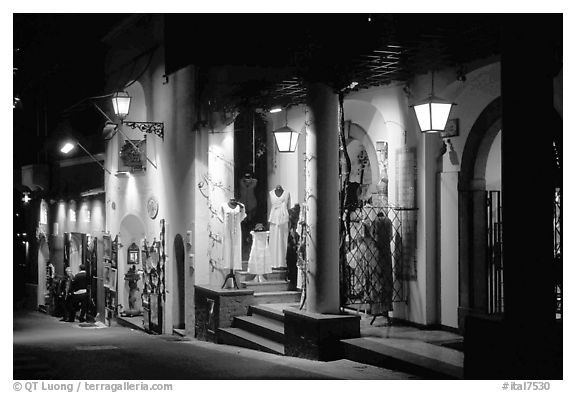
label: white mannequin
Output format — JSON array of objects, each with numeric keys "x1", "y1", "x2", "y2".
[{"x1": 268, "y1": 185, "x2": 290, "y2": 269}]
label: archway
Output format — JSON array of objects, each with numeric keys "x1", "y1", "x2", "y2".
[
  {"x1": 118, "y1": 214, "x2": 146, "y2": 317},
  {"x1": 69, "y1": 234, "x2": 82, "y2": 274},
  {"x1": 172, "y1": 234, "x2": 186, "y2": 330},
  {"x1": 458, "y1": 97, "x2": 502, "y2": 329}
]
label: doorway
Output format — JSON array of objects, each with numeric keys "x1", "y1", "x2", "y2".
[
  {"x1": 173, "y1": 234, "x2": 186, "y2": 330},
  {"x1": 458, "y1": 97, "x2": 502, "y2": 329}
]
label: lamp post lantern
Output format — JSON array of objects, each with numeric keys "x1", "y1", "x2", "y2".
[
  {"x1": 273, "y1": 126, "x2": 300, "y2": 152},
  {"x1": 111, "y1": 91, "x2": 131, "y2": 119},
  {"x1": 411, "y1": 72, "x2": 455, "y2": 133}
]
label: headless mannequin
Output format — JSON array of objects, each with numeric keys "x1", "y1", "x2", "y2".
[
  {"x1": 239, "y1": 173, "x2": 258, "y2": 222},
  {"x1": 222, "y1": 198, "x2": 244, "y2": 289},
  {"x1": 250, "y1": 224, "x2": 268, "y2": 283},
  {"x1": 268, "y1": 185, "x2": 290, "y2": 269}
]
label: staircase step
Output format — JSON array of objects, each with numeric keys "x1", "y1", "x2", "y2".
[
  {"x1": 234, "y1": 315, "x2": 284, "y2": 343},
  {"x1": 237, "y1": 271, "x2": 287, "y2": 282},
  {"x1": 241, "y1": 280, "x2": 289, "y2": 293},
  {"x1": 253, "y1": 291, "x2": 302, "y2": 305},
  {"x1": 218, "y1": 327, "x2": 284, "y2": 355},
  {"x1": 249, "y1": 304, "x2": 285, "y2": 322},
  {"x1": 342, "y1": 337, "x2": 463, "y2": 379}
]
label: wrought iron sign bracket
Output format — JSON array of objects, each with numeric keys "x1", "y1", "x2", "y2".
[{"x1": 123, "y1": 121, "x2": 164, "y2": 140}]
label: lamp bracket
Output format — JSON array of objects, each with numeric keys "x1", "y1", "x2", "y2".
[{"x1": 123, "y1": 121, "x2": 164, "y2": 140}]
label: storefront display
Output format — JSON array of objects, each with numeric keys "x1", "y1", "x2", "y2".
[
  {"x1": 247, "y1": 224, "x2": 271, "y2": 281},
  {"x1": 141, "y1": 219, "x2": 166, "y2": 334},
  {"x1": 239, "y1": 172, "x2": 258, "y2": 222},
  {"x1": 103, "y1": 234, "x2": 118, "y2": 326},
  {"x1": 268, "y1": 185, "x2": 290, "y2": 268},
  {"x1": 221, "y1": 199, "x2": 246, "y2": 271}
]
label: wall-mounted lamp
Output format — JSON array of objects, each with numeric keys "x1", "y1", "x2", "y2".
[
  {"x1": 112, "y1": 91, "x2": 164, "y2": 140},
  {"x1": 60, "y1": 141, "x2": 112, "y2": 175},
  {"x1": 411, "y1": 71, "x2": 456, "y2": 133},
  {"x1": 269, "y1": 107, "x2": 282, "y2": 114},
  {"x1": 272, "y1": 109, "x2": 299, "y2": 152},
  {"x1": 22, "y1": 192, "x2": 31, "y2": 204}
]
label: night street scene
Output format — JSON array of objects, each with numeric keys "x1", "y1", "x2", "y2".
[{"x1": 11, "y1": 9, "x2": 566, "y2": 388}]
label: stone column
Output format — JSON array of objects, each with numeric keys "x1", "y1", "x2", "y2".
[{"x1": 305, "y1": 83, "x2": 340, "y2": 314}]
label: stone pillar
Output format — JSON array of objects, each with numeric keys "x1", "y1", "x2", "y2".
[{"x1": 305, "y1": 83, "x2": 340, "y2": 314}]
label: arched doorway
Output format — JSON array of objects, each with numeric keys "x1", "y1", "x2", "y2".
[
  {"x1": 173, "y1": 234, "x2": 186, "y2": 330},
  {"x1": 458, "y1": 97, "x2": 502, "y2": 329},
  {"x1": 118, "y1": 214, "x2": 146, "y2": 319},
  {"x1": 68, "y1": 233, "x2": 83, "y2": 274}
]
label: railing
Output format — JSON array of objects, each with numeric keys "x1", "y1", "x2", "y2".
[
  {"x1": 487, "y1": 190, "x2": 504, "y2": 314},
  {"x1": 554, "y1": 187, "x2": 562, "y2": 319}
]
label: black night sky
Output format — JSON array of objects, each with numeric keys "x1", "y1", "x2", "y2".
[{"x1": 13, "y1": 14, "x2": 126, "y2": 169}]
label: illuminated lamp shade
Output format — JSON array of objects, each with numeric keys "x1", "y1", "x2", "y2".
[
  {"x1": 412, "y1": 95, "x2": 455, "y2": 133},
  {"x1": 60, "y1": 142, "x2": 75, "y2": 154},
  {"x1": 273, "y1": 126, "x2": 300, "y2": 152},
  {"x1": 112, "y1": 91, "x2": 131, "y2": 119}
]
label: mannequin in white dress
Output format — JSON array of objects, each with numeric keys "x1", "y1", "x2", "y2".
[
  {"x1": 248, "y1": 223, "x2": 271, "y2": 282},
  {"x1": 268, "y1": 185, "x2": 290, "y2": 269},
  {"x1": 221, "y1": 198, "x2": 246, "y2": 288}
]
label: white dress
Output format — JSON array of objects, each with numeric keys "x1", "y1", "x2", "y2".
[
  {"x1": 221, "y1": 203, "x2": 247, "y2": 270},
  {"x1": 268, "y1": 189, "x2": 290, "y2": 268},
  {"x1": 248, "y1": 231, "x2": 271, "y2": 275}
]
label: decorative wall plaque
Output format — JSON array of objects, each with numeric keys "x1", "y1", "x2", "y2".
[
  {"x1": 119, "y1": 139, "x2": 146, "y2": 171},
  {"x1": 147, "y1": 197, "x2": 159, "y2": 219}
]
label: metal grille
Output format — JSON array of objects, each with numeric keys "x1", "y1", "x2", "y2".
[
  {"x1": 554, "y1": 187, "x2": 562, "y2": 319},
  {"x1": 487, "y1": 191, "x2": 504, "y2": 314},
  {"x1": 141, "y1": 219, "x2": 166, "y2": 334},
  {"x1": 341, "y1": 206, "x2": 413, "y2": 314}
]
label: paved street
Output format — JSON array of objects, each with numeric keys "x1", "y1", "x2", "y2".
[{"x1": 12, "y1": 310, "x2": 416, "y2": 380}]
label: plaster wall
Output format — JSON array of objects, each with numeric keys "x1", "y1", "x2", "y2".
[
  {"x1": 485, "y1": 131, "x2": 502, "y2": 190},
  {"x1": 104, "y1": 36, "x2": 198, "y2": 333},
  {"x1": 205, "y1": 125, "x2": 235, "y2": 287}
]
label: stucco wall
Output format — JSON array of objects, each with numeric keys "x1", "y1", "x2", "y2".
[{"x1": 104, "y1": 17, "x2": 199, "y2": 333}]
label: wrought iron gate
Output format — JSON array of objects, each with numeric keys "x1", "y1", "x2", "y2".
[
  {"x1": 141, "y1": 219, "x2": 166, "y2": 334},
  {"x1": 486, "y1": 190, "x2": 504, "y2": 314},
  {"x1": 554, "y1": 187, "x2": 562, "y2": 319},
  {"x1": 340, "y1": 206, "x2": 415, "y2": 314},
  {"x1": 87, "y1": 236, "x2": 98, "y2": 320}
]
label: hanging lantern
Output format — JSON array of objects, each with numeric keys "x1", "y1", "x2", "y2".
[
  {"x1": 112, "y1": 91, "x2": 131, "y2": 119},
  {"x1": 411, "y1": 72, "x2": 456, "y2": 133},
  {"x1": 273, "y1": 126, "x2": 300, "y2": 152}
]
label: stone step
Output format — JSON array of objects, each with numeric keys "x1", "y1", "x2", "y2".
[
  {"x1": 233, "y1": 315, "x2": 284, "y2": 343},
  {"x1": 217, "y1": 327, "x2": 285, "y2": 355},
  {"x1": 241, "y1": 280, "x2": 290, "y2": 293},
  {"x1": 341, "y1": 337, "x2": 463, "y2": 379},
  {"x1": 237, "y1": 270, "x2": 287, "y2": 282},
  {"x1": 253, "y1": 291, "x2": 302, "y2": 305},
  {"x1": 249, "y1": 304, "x2": 286, "y2": 322}
]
